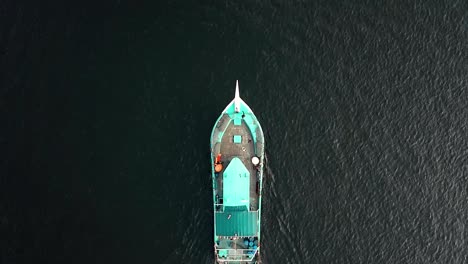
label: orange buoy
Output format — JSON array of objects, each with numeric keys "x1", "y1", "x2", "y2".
[{"x1": 215, "y1": 163, "x2": 223, "y2": 173}]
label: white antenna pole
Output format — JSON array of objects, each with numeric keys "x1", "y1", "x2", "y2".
[{"x1": 235, "y1": 80, "x2": 240, "y2": 113}]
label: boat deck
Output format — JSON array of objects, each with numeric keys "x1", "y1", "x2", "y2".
[
  {"x1": 216, "y1": 237, "x2": 259, "y2": 262},
  {"x1": 215, "y1": 118, "x2": 259, "y2": 211}
]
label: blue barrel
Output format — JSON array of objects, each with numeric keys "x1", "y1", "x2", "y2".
[
  {"x1": 249, "y1": 237, "x2": 254, "y2": 242},
  {"x1": 244, "y1": 240, "x2": 249, "y2": 246},
  {"x1": 253, "y1": 245, "x2": 258, "y2": 250},
  {"x1": 249, "y1": 241, "x2": 254, "y2": 247}
]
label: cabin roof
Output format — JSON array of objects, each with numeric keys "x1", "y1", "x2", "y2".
[
  {"x1": 215, "y1": 211, "x2": 258, "y2": 236},
  {"x1": 223, "y1": 157, "x2": 250, "y2": 209}
]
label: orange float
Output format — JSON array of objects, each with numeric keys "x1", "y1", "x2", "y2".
[{"x1": 215, "y1": 163, "x2": 223, "y2": 173}]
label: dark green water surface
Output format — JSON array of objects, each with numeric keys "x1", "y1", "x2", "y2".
[{"x1": 2, "y1": 1, "x2": 468, "y2": 263}]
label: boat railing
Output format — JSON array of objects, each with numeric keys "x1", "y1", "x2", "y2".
[
  {"x1": 214, "y1": 203, "x2": 224, "y2": 212},
  {"x1": 214, "y1": 206, "x2": 261, "y2": 213},
  {"x1": 216, "y1": 248, "x2": 258, "y2": 262}
]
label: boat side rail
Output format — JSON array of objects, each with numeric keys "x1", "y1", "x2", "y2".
[
  {"x1": 216, "y1": 248, "x2": 258, "y2": 262},
  {"x1": 214, "y1": 207, "x2": 261, "y2": 213},
  {"x1": 214, "y1": 203, "x2": 224, "y2": 212}
]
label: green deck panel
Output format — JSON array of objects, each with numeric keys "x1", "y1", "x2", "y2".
[
  {"x1": 215, "y1": 211, "x2": 258, "y2": 236},
  {"x1": 218, "y1": 249, "x2": 228, "y2": 258},
  {"x1": 233, "y1": 135, "x2": 242, "y2": 143},
  {"x1": 223, "y1": 157, "x2": 250, "y2": 209},
  {"x1": 233, "y1": 118, "x2": 242, "y2": 126}
]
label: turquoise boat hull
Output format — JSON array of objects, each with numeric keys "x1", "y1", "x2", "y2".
[{"x1": 210, "y1": 81, "x2": 265, "y2": 263}]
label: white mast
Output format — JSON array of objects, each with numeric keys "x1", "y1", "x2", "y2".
[{"x1": 234, "y1": 80, "x2": 240, "y2": 113}]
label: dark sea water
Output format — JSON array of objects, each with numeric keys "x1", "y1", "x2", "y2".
[{"x1": 2, "y1": 1, "x2": 468, "y2": 263}]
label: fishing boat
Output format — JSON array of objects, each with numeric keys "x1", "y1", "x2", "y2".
[{"x1": 210, "y1": 81, "x2": 265, "y2": 263}]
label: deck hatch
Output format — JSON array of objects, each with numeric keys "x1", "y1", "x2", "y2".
[{"x1": 233, "y1": 135, "x2": 242, "y2": 143}]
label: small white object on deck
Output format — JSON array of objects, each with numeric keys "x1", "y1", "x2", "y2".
[{"x1": 252, "y1": 156, "x2": 260, "y2": 165}]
